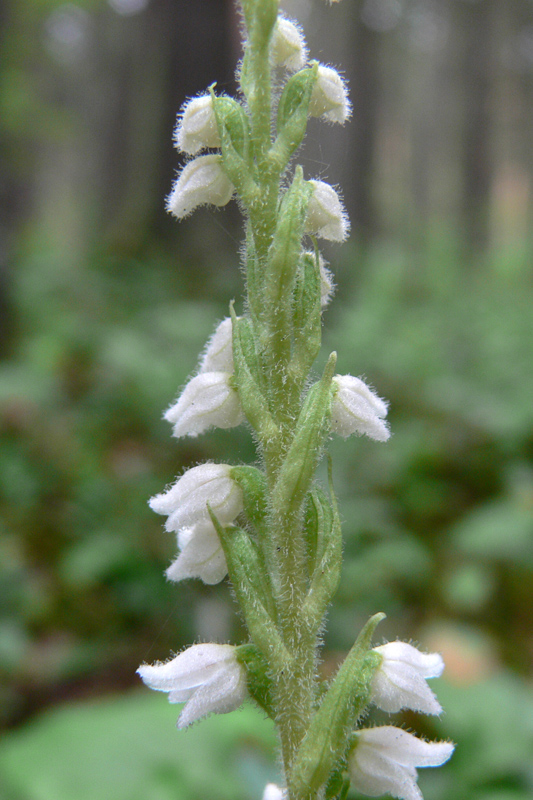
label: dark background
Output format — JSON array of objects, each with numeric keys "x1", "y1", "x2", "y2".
[{"x1": 0, "y1": 1, "x2": 532, "y2": 798}]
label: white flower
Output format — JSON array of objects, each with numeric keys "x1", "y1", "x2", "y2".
[
  {"x1": 166, "y1": 520, "x2": 228, "y2": 585},
  {"x1": 149, "y1": 463, "x2": 244, "y2": 532},
  {"x1": 370, "y1": 642, "x2": 444, "y2": 715},
  {"x1": 318, "y1": 253, "x2": 335, "y2": 307},
  {"x1": 199, "y1": 317, "x2": 235, "y2": 373},
  {"x1": 262, "y1": 784, "x2": 287, "y2": 800},
  {"x1": 174, "y1": 94, "x2": 221, "y2": 155},
  {"x1": 137, "y1": 643, "x2": 247, "y2": 729},
  {"x1": 305, "y1": 180, "x2": 350, "y2": 241},
  {"x1": 166, "y1": 154, "x2": 234, "y2": 219},
  {"x1": 164, "y1": 371, "x2": 244, "y2": 438},
  {"x1": 309, "y1": 64, "x2": 351, "y2": 124},
  {"x1": 272, "y1": 16, "x2": 308, "y2": 72},
  {"x1": 331, "y1": 375, "x2": 390, "y2": 441},
  {"x1": 348, "y1": 727, "x2": 454, "y2": 800}
]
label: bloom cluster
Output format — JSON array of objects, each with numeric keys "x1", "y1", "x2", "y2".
[{"x1": 138, "y1": 4, "x2": 453, "y2": 799}]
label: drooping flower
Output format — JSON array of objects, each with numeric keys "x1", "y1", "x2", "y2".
[
  {"x1": 305, "y1": 180, "x2": 350, "y2": 241},
  {"x1": 330, "y1": 375, "x2": 390, "y2": 441},
  {"x1": 137, "y1": 643, "x2": 247, "y2": 729},
  {"x1": 348, "y1": 727, "x2": 454, "y2": 800},
  {"x1": 166, "y1": 520, "x2": 228, "y2": 585},
  {"x1": 309, "y1": 64, "x2": 351, "y2": 123},
  {"x1": 262, "y1": 784, "x2": 288, "y2": 800},
  {"x1": 370, "y1": 642, "x2": 444, "y2": 715},
  {"x1": 149, "y1": 463, "x2": 244, "y2": 532},
  {"x1": 166, "y1": 154, "x2": 234, "y2": 219},
  {"x1": 199, "y1": 317, "x2": 235, "y2": 373},
  {"x1": 174, "y1": 94, "x2": 221, "y2": 155},
  {"x1": 272, "y1": 15, "x2": 308, "y2": 72},
  {"x1": 164, "y1": 371, "x2": 244, "y2": 438}
]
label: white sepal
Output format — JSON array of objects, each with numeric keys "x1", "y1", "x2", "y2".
[
  {"x1": 137, "y1": 643, "x2": 247, "y2": 729},
  {"x1": 174, "y1": 94, "x2": 220, "y2": 155},
  {"x1": 348, "y1": 727, "x2": 454, "y2": 800},
  {"x1": 272, "y1": 15, "x2": 308, "y2": 72},
  {"x1": 164, "y1": 371, "x2": 244, "y2": 438},
  {"x1": 331, "y1": 374, "x2": 390, "y2": 441},
  {"x1": 370, "y1": 642, "x2": 444, "y2": 715},
  {"x1": 199, "y1": 317, "x2": 235, "y2": 373},
  {"x1": 149, "y1": 463, "x2": 244, "y2": 532},
  {"x1": 262, "y1": 784, "x2": 288, "y2": 800},
  {"x1": 309, "y1": 64, "x2": 351, "y2": 123},
  {"x1": 166, "y1": 154, "x2": 234, "y2": 219},
  {"x1": 166, "y1": 521, "x2": 227, "y2": 585},
  {"x1": 318, "y1": 253, "x2": 335, "y2": 307},
  {"x1": 305, "y1": 180, "x2": 350, "y2": 241}
]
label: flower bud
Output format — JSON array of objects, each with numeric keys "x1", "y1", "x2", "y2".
[
  {"x1": 149, "y1": 463, "x2": 244, "y2": 532},
  {"x1": 166, "y1": 520, "x2": 227, "y2": 585},
  {"x1": 272, "y1": 16, "x2": 308, "y2": 72},
  {"x1": 305, "y1": 180, "x2": 350, "y2": 241},
  {"x1": 137, "y1": 643, "x2": 247, "y2": 729},
  {"x1": 199, "y1": 317, "x2": 235, "y2": 373},
  {"x1": 370, "y1": 641, "x2": 444, "y2": 715},
  {"x1": 166, "y1": 154, "x2": 234, "y2": 219},
  {"x1": 309, "y1": 64, "x2": 351, "y2": 124},
  {"x1": 164, "y1": 371, "x2": 244, "y2": 438},
  {"x1": 331, "y1": 374, "x2": 390, "y2": 441},
  {"x1": 174, "y1": 94, "x2": 221, "y2": 155},
  {"x1": 348, "y1": 727, "x2": 454, "y2": 800}
]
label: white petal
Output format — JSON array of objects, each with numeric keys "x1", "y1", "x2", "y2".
[
  {"x1": 149, "y1": 463, "x2": 243, "y2": 532},
  {"x1": 166, "y1": 520, "x2": 228, "y2": 584},
  {"x1": 175, "y1": 94, "x2": 220, "y2": 155},
  {"x1": 331, "y1": 375, "x2": 390, "y2": 441},
  {"x1": 272, "y1": 16, "x2": 308, "y2": 72},
  {"x1": 359, "y1": 727, "x2": 454, "y2": 768},
  {"x1": 164, "y1": 372, "x2": 244, "y2": 437},
  {"x1": 374, "y1": 642, "x2": 444, "y2": 679},
  {"x1": 166, "y1": 155, "x2": 234, "y2": 219},
  {"x1": 177, "y1": 655, "x2": 247, "y2": 728},
  {"x1": 305, "y1": 180, "x2": 350, "y2": 241},
  {"x1": 199, "y1": 317, "x2": 235, "y2": 373},
  {"x1": 371, "y1": 664, "x2": 443, "y2": 715},
  {"x1": 262, "y1": 784, "x2": 287, "y2": 800},
  {"x1": 309, "y1": 64, "x2": 351, "y2": 123}
]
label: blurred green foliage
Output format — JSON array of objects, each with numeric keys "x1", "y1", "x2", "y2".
[{"x1": 1, "y1": 230, "x2": 532, "y2": 798}]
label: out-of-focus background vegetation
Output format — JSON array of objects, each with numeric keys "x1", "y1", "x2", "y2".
[{"x1": 0, "y1": 0, "x2": 532, "y2": 798}]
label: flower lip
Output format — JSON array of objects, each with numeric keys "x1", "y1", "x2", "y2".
[
  {"x1": 349, "y1": 726, "x2": 454, "y2": 800},
  {"x1": 137, "y1": 643, "x2": 248, "y2": 729},
  {"x1": 370, "y1": 641, "x2": 444, "y2": 715}
]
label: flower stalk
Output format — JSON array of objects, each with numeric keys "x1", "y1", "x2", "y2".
[{"x1": 138, "y1": 2, "x2": 454, "y2": 799}]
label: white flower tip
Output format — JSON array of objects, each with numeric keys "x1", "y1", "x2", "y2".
[
  {"x1": 272, "y1": 16, "x2": 308, "y2": 72},
  {"x1": 309, "y1": 64, "x2": 351, "y2": 124},
  {"x1": 174, "y1": 94, "x2": 220, "y2": 155},
  {"x1": 262, "y1": 784, "x2": 287, "y2": 800},
  {"x1": 199, "y1": 317, "x2": 235, "y2": 373},
  {"x1": 370, "y1": 641, "x2": 446, "y2": 715},
  {"x1": 331, "y1": 374, "x2": 390, "y2": 441},
  {"x1": 166, "y1": 155, "x2": 234, "y2": 220},
  {"x1": 306, "y1": 180, "x2": 350, "y2": 242}
]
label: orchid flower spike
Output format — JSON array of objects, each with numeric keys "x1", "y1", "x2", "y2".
[
  {"x1": 137, "y1": 643, "x2": 247, "y2": 728},
  {"x1": 348, "y1": 727, "x2": 454, "y2": 800},
  {"x1": 370, "y1": 641, "x2": 445, "y2": 715},
  {"x1": 331, "y1": 374, "x2": 390, "y2": 441},
  {"x1": 149, "y1": 462, "x2": 243, "y2": 532},
  {"x1": 166, "y1": 520, "x2": 228, "y2": 585},
  {"x1": 166, "y1": 154, "x2": 234, "y2": 219}
]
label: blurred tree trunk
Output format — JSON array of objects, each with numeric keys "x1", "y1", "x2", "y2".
[{"x1": 456, "y1": 0, "x2": 494, "y2": 256}]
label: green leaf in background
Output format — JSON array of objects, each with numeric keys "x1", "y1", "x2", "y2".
[{"x1": 0, "y1": 693, "x2": 278, "y2": 800}]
